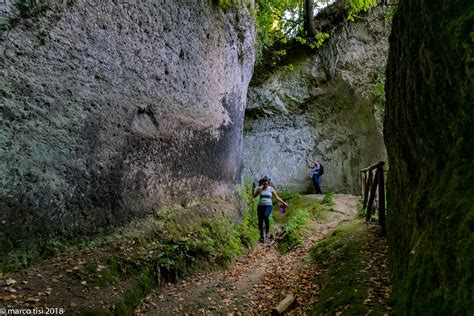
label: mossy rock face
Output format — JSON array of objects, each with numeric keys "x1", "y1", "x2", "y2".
[{"x1": 384, "y1": 0, "x2": 474, "y2": 314}]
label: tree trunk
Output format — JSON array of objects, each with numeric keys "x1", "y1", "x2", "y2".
[{"x1": 304, "y1": 0, "x2": 317, "y2": 37}]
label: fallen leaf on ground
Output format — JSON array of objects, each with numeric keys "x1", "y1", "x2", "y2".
[
  {"x1": 2, "y1": 294, "x2": 17, "y2": 301},
  {"x1": 5, "y1": 278, "x2": 17, "y2": 286}
]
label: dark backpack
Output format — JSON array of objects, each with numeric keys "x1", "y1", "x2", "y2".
[{"x1": 318, "y1": 163, "x2": 324, "y2": 176}]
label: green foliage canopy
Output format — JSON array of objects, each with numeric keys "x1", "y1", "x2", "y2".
[
  {"x1": 254, "y1": 0, "x2": 378, "y2": 50},
  {"x1": 345, "y1": 0, "x2": 377, "y2": 21},
  {"x1": 255, "y1": 0, "x2": 302, "y2": 49}
]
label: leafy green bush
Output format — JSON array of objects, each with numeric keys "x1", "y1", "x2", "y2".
[
  {"x1": 296, "y1": 31, "x2": 331, "y2": 49},
  {"x1": 194, "y1": 218, "x2": 241, "y2": 265},
  {"x1": 146, "y1": 216, "x2": 243, "y2": 280},
  {"x1": 357, "y1": 197, "x2": 366, "y2": 218},
  {"x1": 236, "y1": 180, "x2": 260, "y2": 247},
  {"x1": 236, "y1": 208, "x2": 260, "y2": 248},
  {"x1": 372, "y1": 66, "x2": 386, "y2": 104},
  {"x1": 372, "y1": 82, "x2": 386, "y2": 103},
  {"x1": 344, "y1": 0, "x2": 377, "y2": 21},
  {"x1": 0, "y1": 245, "x2": 40, "y2": 272},
  {"x1": 322, "y1": 192, "x2": 336, "y2": 206},
  {"x1": 278, "y1": 208, "x2": 309, "y2": 252},
  {"x1": 155, "y1": 236, "x2": 196, "y2": 280}
]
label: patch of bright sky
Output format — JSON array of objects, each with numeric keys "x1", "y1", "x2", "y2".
[
  {"x1": 282, "y1": 0, "x2": 337, "y2": 36},
  {"x1": 314, "y1": 0, "x2": 338, "y2": 14},
  {"x1": 284, "y1": 0, "x2": 338, "y2": 21}
]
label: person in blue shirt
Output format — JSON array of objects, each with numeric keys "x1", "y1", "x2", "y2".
[
  {"x1": 307, "y1": 158, "x2": 323, "y2": 194},
  {"x1": 253, "y1": 176, "x2": 288, "y2": 243}
]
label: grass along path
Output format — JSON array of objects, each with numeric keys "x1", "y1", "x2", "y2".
[
  {"x1": 134, "y1": 194, "x2": 391, "y2": 315},
  {"x1": 0, "y1": 194, "x2": 391, "y2": 315}
]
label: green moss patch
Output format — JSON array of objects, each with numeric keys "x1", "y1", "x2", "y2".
[
  {"x1": 384, "y1": 0, "x2": 473, "y2": 313},
  {"x1": 310, "y1": 220, "x2": 392, "y2": 314}
]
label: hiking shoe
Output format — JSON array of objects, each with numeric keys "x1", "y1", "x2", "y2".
[{"x1": 259, "y1": 237, "x2": 265, "y2": 243}]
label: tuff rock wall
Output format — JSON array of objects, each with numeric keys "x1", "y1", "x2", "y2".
[
  {"x1": 243, "y1": 8, "x2": 388, "y2": 194},
  {"x1": 385, "y1": 0, "x2": 473, "y2": 313},
  {"x1": 0, "y1": 0, "x2": 255, "y2": 252}
]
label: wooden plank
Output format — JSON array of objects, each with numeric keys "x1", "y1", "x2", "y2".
[
  {"x1": 361, "y1": 161, "x2": 385, "y2": 172},
  {"x1": 271, "y1": 294, "x2": 296, "y2": 315}
]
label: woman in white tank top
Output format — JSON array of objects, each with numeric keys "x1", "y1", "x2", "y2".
[{"x1": 253, "y1": 176, "x2": 288, "y2": 243}]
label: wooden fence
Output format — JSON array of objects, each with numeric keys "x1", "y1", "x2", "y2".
[{"x1": 361, "y1": 161, "x2": 385, "y2": 234}]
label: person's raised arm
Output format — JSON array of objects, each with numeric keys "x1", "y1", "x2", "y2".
[{"x1": 307, "y1": 158, "x2": 317, "y2": 166}]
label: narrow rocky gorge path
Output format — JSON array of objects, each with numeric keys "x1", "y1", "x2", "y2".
[{"x1": 134, "y1": 194, "x2": 359, "y2": 315}]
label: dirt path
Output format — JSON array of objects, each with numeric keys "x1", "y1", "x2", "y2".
[{"x1": 134, "y1": 194, "x2": 358, "y2": 315}]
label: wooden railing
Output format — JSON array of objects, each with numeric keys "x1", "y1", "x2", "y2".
[{"x1": 361, "y1": 161, "x2": 385, "y2": 234}]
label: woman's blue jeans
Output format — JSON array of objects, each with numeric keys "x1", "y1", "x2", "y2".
[
  {"x1": 257, "y1": 205, "x2": 272, "y2": 238},
  {"x1": 312, "y1": 173, "x2": 323, "y2": 194}
]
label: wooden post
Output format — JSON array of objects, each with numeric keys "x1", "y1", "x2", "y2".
[
  {"x1": 366, "y1": 168, "x2": 379, "y2": 222},
  {"x1": 378, "y1": 163, "x2": 385, "y2": 234},
  {"x1": 362, "y1": 171, "x2": 372, "y2": 209},
  {"x1": 361, "y1": 171, "x2": 366, "y2": 197},
  {"x1": 361, "y1": 161, "x2": 386, "y2": 223}
]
